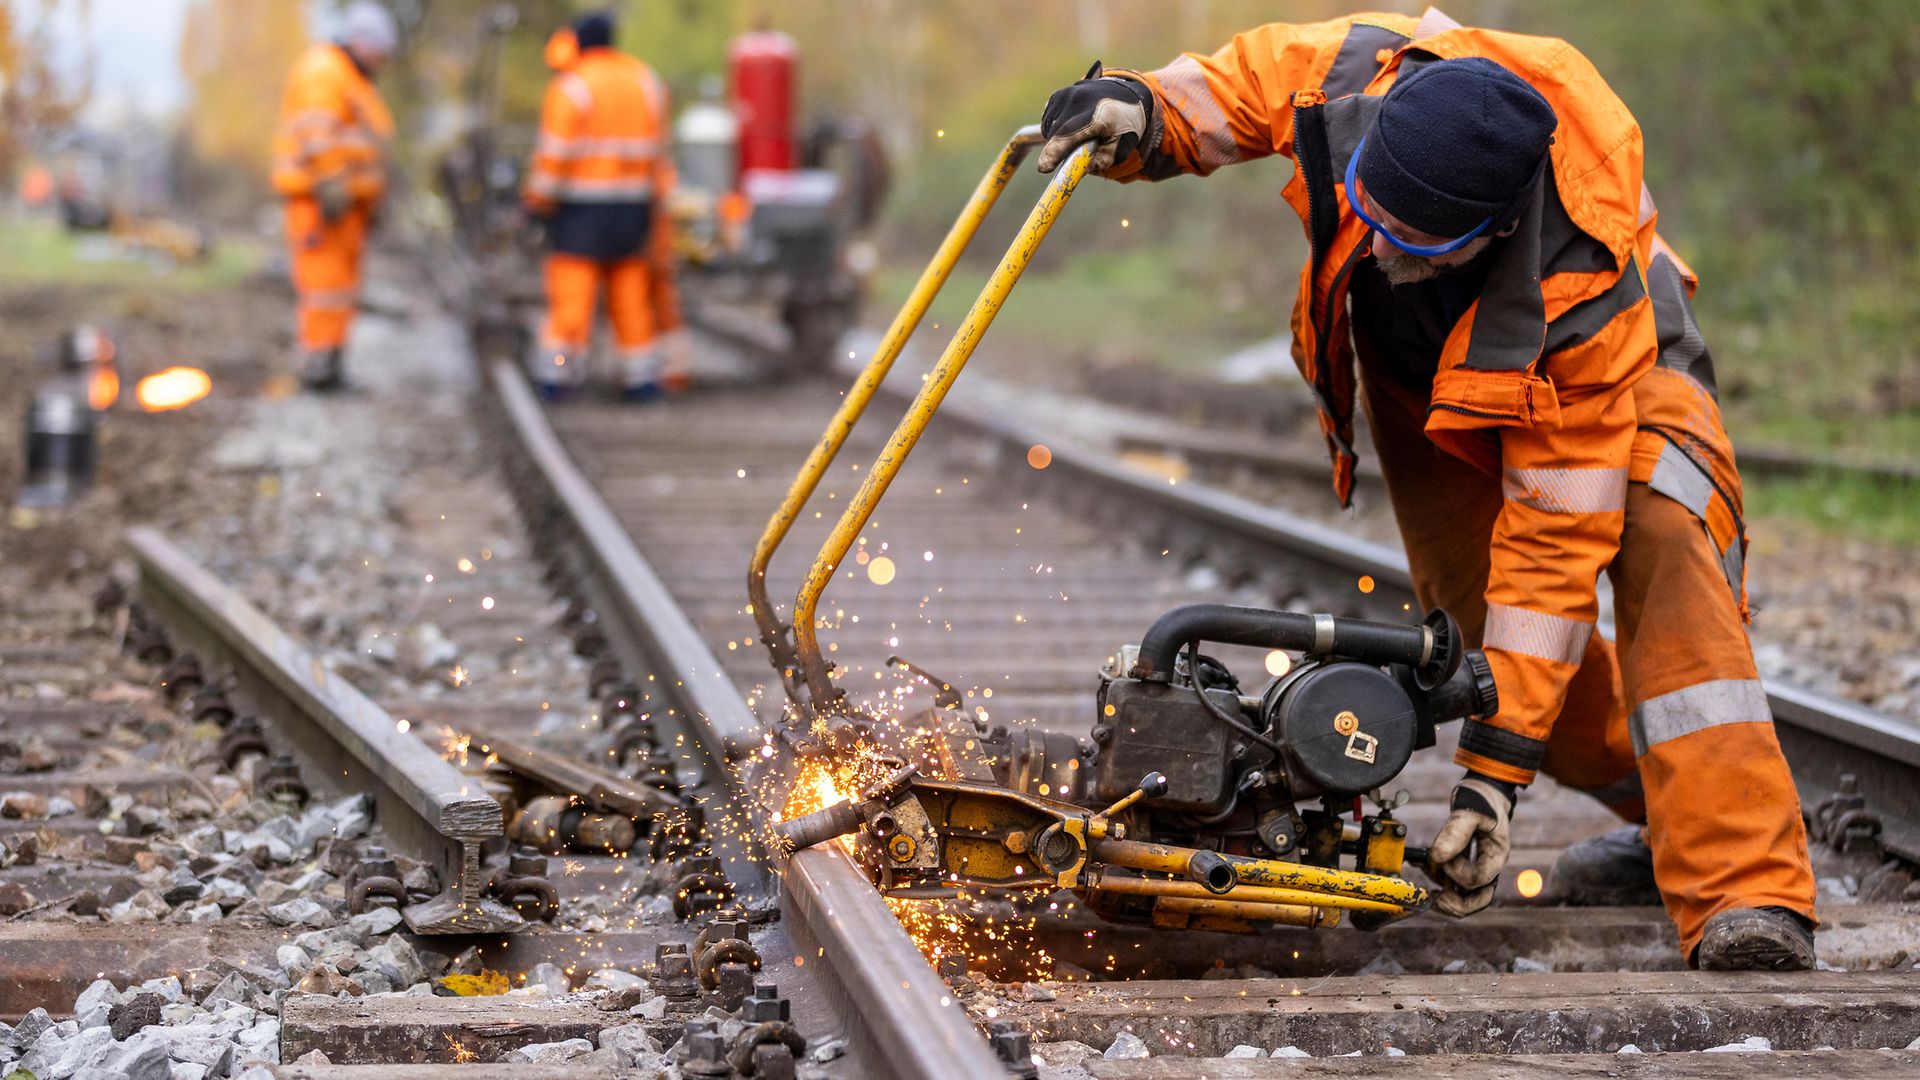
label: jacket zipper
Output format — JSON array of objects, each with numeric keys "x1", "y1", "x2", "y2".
[{"x1": 1428, "y1": 402, "x2": 1516, "y2": 422}]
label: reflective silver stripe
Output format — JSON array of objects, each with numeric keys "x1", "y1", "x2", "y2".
[
  {"x1": 1414, "y1": 6, "x2": 1463, "y2": 36},
  {"x1": 1720, "y1": 533, "x2": 1745, "y2": 595},
  {"x1": 1647, "y1": 442, "x2": 1713, "y2": 519},
  {"x1": 549, "y1": 176, "x2": 656, "y2": 202},
  {"x1": 1638, "y1": 181, "x2": 1657, "y2": 227},
  {"x1": 1152, "y1": 55, "x2": 1240, "y2": 171},
  {"x1": 297, "y1": 287, "x2": 357, "y2": 312},
  {"x1": 1502, "y1": 465, "x2": 1628, "y2": 514},
  {"x1": 536, "y1": 134, "x2": 663, "y2": 162},
  {"x1": 557, "y1": 72, "x2": 593, "y2": 113},
  {"x1": 1575, "y1": 769, "x2": 1644, "y2": 806},
  {"x1": 1484, "y1": 602, "x2": 1591, "y2": 666},
  {"x1": 1630, "y1": 678, "x2": 1770, "y2": 756}
]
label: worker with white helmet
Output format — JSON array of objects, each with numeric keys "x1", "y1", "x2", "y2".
[{"x1": 270, "y1": 1, "x2": 398, "y2": 390}]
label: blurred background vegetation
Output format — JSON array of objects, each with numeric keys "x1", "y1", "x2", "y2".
[{"x1": 6, "y1": 0, "x2": 1915, "y2": 463}]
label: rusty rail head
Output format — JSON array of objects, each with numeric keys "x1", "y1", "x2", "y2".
[{"x1": 124, "y1": 526, "x2": 504, "y2": 931}]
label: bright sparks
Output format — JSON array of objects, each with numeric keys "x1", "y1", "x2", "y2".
[
  {"x1": 1264, "y1": 650, "x2": 1293, "y2": 677},
  {"x1": 134, "y1": 366, "x2": 212, "y2": 412},
  {"x1": 867, "y1": 556, "x2": 896, "y2": 586},
  {"x1": 1358, "y1": 575, "x2": 1376, "y2": 594},
  {"x1": 1026, "y1": 444, "x2": 1052, "y2": 470}
]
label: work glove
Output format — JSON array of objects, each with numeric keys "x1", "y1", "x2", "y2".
[
  {"x1": 1426, "y1": 772, "x2": 1518, "y2": 917},
  {"x1": 1037, "y1": 61, "x2": 1152, "y2": 174},
  {"x1": 315, "y1": 176, "x2": 353, "y2": 224}
]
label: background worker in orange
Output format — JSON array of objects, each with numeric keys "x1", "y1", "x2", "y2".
[
  {"x1": 271, "y1": 2, "x2": 396, "y2": 392},
  {"x1": 524, "y1": 11, "x2": 674, "y2": 402},
  {"x1": 1037, "y1": 8, "x2": 1817, "y2": 969}
]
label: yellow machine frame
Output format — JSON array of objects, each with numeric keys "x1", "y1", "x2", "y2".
[
  {"x1": 752, "y1": 133, "x2": 1431, "y2": 929},
  {"x1": 746, "y1": 126, "x2": 1092, "y2": 715}
]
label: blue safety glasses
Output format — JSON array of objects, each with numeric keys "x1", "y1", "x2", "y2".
[{"x1": 1345, "y1": 136, "x2": 1492, "y2": 257}]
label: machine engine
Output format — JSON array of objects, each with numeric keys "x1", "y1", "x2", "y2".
[{"x1": 777, "y1": 603, "x2": 1498, "y2": 933}]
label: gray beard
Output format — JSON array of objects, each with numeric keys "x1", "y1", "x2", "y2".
[
  {"x1": 1377, "y1": 251, "x2": 1441, "y2": 287},
  {"x1": 1375, "y1": 235, "x2": 1495, "y2": 287}
]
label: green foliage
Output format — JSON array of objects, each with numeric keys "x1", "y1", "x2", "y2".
[{"x1": 0, "y1": 219, "x2": 263, "y2": 292}]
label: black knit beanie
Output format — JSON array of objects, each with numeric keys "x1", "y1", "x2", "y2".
[
  {"x1": 573, "y1": 11, "x2": 615, "y2": 50},
  {"x1": 1354, "y1": 58, "x2": 1557, "y2": 239}
]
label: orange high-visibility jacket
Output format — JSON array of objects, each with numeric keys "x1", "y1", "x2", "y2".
[
  {"x1": 524, "y1": 47, "x2": 670, "y2": 213},
  {"x1": 271, "y1": 43, "x2": 393, "y2": 203},
  {"x1": 1105, "y1": 9, "x2": 1746, "y2": 785}
]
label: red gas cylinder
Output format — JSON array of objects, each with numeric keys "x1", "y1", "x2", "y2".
[{"x1": 729, "y1": 29, "x2": 798, "y2": 178}]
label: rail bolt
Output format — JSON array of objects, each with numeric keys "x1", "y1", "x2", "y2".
[
  {"x1": 680, "y1": 1030, "x2": 732, "y2": 1077},
  {"x1": 191, "y1": 686, "x2": 235, "y2": 727},
  {"x1": 991, "y1": 1020, "x2": 1038, "y2": 1079},
  {"x1": 258, "y1": 755, "x2": 310, "y2": 806},
  {"x1": 713, "y1": 960, "x2": 754, "y2": 1011},
  {"x1": 887, "y1": 834, "x2": 918, "y2": 861},
  {"x1": 749, "y1": 1042, "x2": 797, "y2": 1080},
  {"x1": 347, "y1": 844, "x2": 406, "y2": 915},
  {"x1": 654, "y1": 943, "x2": 700, "y2": 1001},
  {"x1": 218, "y1": 716, "x2": 270, "y2": 770},
  {"x1": 157, "y1": 653, "x2": 204, "y2": 701},
  {"x1": 742, "y1": 981, "x2": 790, "y2": 1024},
  {"x1": 587, "y1": 656, "x2": 625, "y2": 702},
  {"x1": 489, "y1": 845, "x2": 559, "y2": 922}
]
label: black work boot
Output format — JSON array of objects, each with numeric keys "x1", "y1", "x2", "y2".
[
  {"x1": 1693, "y1": 906, "x2": 1815, "y2": 971},
  {"x1": 300, "y1": 347, "x2": 345, "y2": 392},
  {"x1": 1546, "y1": 825, "x2": 1661, "y2": 906}
]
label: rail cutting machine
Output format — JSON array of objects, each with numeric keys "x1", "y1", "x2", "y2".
[{"x1": 746, "y1": 130, "x2": 1497, "y2": 932}]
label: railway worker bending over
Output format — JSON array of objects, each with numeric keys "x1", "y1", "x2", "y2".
[
  {"x1": 524, "y1": 10, "x2": 676, "y2": 402},
  {"x1": 1035, "y1": 8, "x2": 1817, "y2": 968},
  {"x1": 271, "y1": 1, "x2": 396, "y2": 392}
]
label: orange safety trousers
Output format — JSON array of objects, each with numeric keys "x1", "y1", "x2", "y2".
[
  {"x1": 541, "y1": 253, "x2": 658, "y2": 382},
  {"x1": 1359, "y1": 360, "x2": 1817, "y2": 961},
  {"x1": 284, "y1": 197, "x2": 368, "y2": 352}
]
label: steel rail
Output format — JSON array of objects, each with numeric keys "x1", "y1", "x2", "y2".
[
  {"x1": 483, "y1": 361, "x2": 1003, "y2": 1080},
  {"x1": 869, "y1": 373, "x2": 1920, "y2": 863},
  {"x1": 124, "y1": 527, "x2": 504, "y2": 931}
]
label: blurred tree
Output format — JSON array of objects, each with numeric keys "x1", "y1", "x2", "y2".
[
  {"x1": 0, "y1": 0, "x2": 94, "y2": 183},
  {"x1": 177, "y1": 0, "x2": 306, "y2": 195}
]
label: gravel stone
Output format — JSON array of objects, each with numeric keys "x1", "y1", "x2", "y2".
[
  {"x1": 629, "y1": 994, "x2": 668, "y2": 1019},
  {"x1": 276, "y1": 944, "x2": 311, "y2": 975},
  {"x1": 1103, "y1": 1032, "x2": 1150, "y2": 1060},
  {"x1": 527, "y1": 962, "x2": 570, "y2": 995},
  {"x1": 1225, "y1": 1045, "x2": 1266, "y2": 1058},
  {"x1": 138, "y1": 976, "x2": 184, "y2": 1003},
  {"x1": 109, "y1": 992, "x2": 166, "y2": 1039},
  {"x1": 582, "y1": 968, "x2": 646, "y2": 993},
  {"x1": 598, "y1": 1024, "x2": 661, "y2": 1065},
  {"x1": 345, "y1": 905, "x2": 403, "y2": 941},
  {"x1": 97, "y1": 1034, "x2": 172, "y2": 1080},
  {"x1": 267, "y1": 897, "x2": 335, "y2": 928},
  {"x1": 73, "y1": 978, "x2": 124, "y2": 1017},
  {"x1": 204, "y1": 972, "x2": 258, "y2": 1009},
  {"x1": 504, "y1": 1037, "x2": 593, "y2": 1063}
]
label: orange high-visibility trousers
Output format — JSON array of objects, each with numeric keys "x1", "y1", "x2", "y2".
[
  {"x1": 1358, "y1": 360, "x2": 1817, "y2": 961},
  {"x1": 541, "y1": 253, "x2": 658, "y2": 385},
  {"x1": 284, "y1": 197, "x2": 368, "y2": 352}
]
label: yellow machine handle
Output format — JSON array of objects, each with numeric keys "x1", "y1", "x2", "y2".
[
  {"x1": 747, "y1": 126, "x2": 1049, "y2": 699},
  {"x1": 788, "y1": 139, "x2": 1097, "y2": 715}
]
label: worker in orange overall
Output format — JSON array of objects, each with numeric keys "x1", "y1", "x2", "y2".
[
  {"x1": 524, "y1": 11, "x2": 675, "y2": 401},
  {"x1": 1037, "y1": 9, "x2": 1817, "y2": 969},
  {"x1": 271, "y1": 2, "x2": 396, "y2": 391}
]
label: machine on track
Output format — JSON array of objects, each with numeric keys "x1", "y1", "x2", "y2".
[{"x1": 749, "y1": 129, "x2": 1496, "y2": 932}]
